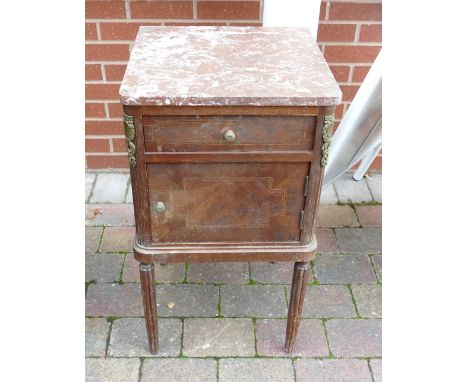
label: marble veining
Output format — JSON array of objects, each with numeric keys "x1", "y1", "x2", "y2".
[{"x1": 120, "y1": 26, "x2": 341, "y2": 107}]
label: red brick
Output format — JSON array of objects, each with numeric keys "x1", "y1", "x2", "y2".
[
  {"x1": 329, "y1": 65, "x2": 350, "y2": 82},
  {"x1": 340, "y1": 85, "x2": 360, "y2": 102},
  {"x1": 85, "y1": 1, "x2": 126, "y2": 19},
  {"x1": 329, "y1": 3, "x2": 382, "y2": 21},
  {"x1": 352, "y1": 65, "x2": 371, "y2": 82},
  {"x1": 85, "y1": 44, "x2": 130, "y2": 61},
  {"x1": 324, "y1": 45, "x2": 381, "y2": 63},
  {"x1": 86, "y1": 84, "x2": 121, "y2": 100},
  {"x1": 334, "y1": 104, "x2": 344, "y2": 120},
  {"x1": 112, "y1": 138, "x2": 127, "y2": 152},
  {"x1": 198, "y1": 1, "x2": 260, "y2": 20},
  {"x1": 317, "y1": 24, "x2": 356, "y2": 42},
  {"x1": 100, "y1": 22, "x2": 162, "y2": 40},
  {"x1": 86, "y1": 103, "x2": 106, "y2": 118},
  {"x1": 359, "y1": 24, "x2": 382, "y2": 42},
  {"x1": 86, "y1": 138, "x2": 110, "y2": 153},
  {"x1": 86, "y1": 23, "x2": 98, "y2": 40},
  {"x1": 86, "y1": 120, "x2": 123, "y2": 135},
  {"x1": 130, "y1": 1, "x2": 193, "y2": 19},
  {"x1": 107, "y1": 103, "x2": 124, "y2": 118},
  {"x1": 351, "y1": 155, "x2": 381, "y2": 171},
  {"x1": 87, "y1": 155, "x2": 130, "y2": 169},
  {"x1": 230, "y1": 22, "x2": 262, "y2": 26},
  {"x1": 105, "y1": 65, "x2": 127, "y2": 81},
  {"x1": 165, "y1": 21, "x2": 227, "y2": 26},
  {"x1": 319, "y1": 2, "x2": 327, "y2": 20},
  {"x1": 85, "y1": 64, "x2": 102, "y2": 80}
]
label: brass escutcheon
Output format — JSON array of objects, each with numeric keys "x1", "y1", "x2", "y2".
[{"x1": 223, "y1": 129, "x2": 236, "y2": 142}]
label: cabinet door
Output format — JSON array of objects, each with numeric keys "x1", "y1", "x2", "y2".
[{"x1": 147, "y1": 162, "x2": 310, "y2": 243}]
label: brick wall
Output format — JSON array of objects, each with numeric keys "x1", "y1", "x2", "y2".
[
  {"x1": 85, "y1": 0, "x2": 381, "y2": 170},
  {"x1": 317, "y1": 0, "x2": 382, "y2": 170}
]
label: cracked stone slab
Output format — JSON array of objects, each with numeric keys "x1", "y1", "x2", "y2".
[
  {"x1": 355, "y1": 205, "x2": 382, "y2": 227},
  {"x1": 334, "y1": 173, "x2": 373, "y2": 203},
  {"x1": 256, "y1": 319, "x2": 328, "y2": 357},
  {"x1": 122, "y1": 255, "x2": 185, "y2": 283},
  {"x1": 86, "y1": 172, "x2": 96, "y2": 202},
  {"x1": 86, "y1": 283, "x2": 143, "y2": 317},
  {"x1": 86, "y1": 227, "x2": 103, "y2": 253},
  {"x1": 125, "y1": 185, "x2": 133, "y2": 204},
  {"x1": 371, "y1": 254, "x2": 382, "y2": 282},
  {"x1": 85, "y1": 358, "x2": 140, "y2": 382},
  {"x1": 221, "y1": 285, "x2": 288, "y2": 318},
  {"x1": 370, "y1": 359, "x2": 382, "y2": 382},
  {"x1": 316, "y1": 228, "x2": 339, "y2": 254},
  {"x1": 326, "y1": 319, "x2": 382, "y2": 357},
  {"x1": 188, "y1": 262, "x2": 249, "y2": 284},
  {"x1": 314, "y1": 254, "x2": 377, "y2": 284},
  {"x1": 295, "y1": 359, "x2": 373, "y2": 382},
  {"x1": 108, "y1": 318, "x2": 181, "y2": 357},
  {"x1": 90, "y1": 173, "x2": 130, "y2": 203},
  {"x1": 141, "y1": 358, "x2": 217, "y2": 382},
  {"x1": 85, "y1": 253, "x2": 124, "y2": 282},
  {"x1": 219, "y1": 358, "x2": 295, "y2": 382},
  {"x1": 85, "y1": 204, "x2": 135, "y2": 226},
  {"x1": 366, "y1": 174, "x2": 382, "y2": 202},
  {"x1": 85, "y1": 318, "x2": 110, "y2": 356},
  {"x1": 352, "y1": 284, "x2": 382, "y2": 318},
  {"x1": 157, "y1": 284, "x2": 218, "y2": 317},
  {"x1": 99, "y1": 227, "x2": 135, "y2": 253},
  {"x1": 183, "y1": 318, "x2": 255, "y2": 357},
  {"x1": 336, "y1": 228, "x2": 382, "y2": 254}
]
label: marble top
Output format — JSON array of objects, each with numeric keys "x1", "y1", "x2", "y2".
[{"x1": 120, "y1": 26, "x2": 341, "y2": 107}]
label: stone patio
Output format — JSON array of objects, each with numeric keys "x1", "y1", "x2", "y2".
[{"x1": 86, "y1": 171, "x2": 382, "y2": 382}]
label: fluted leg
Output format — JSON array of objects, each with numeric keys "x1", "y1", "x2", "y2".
[
  {"x1": 139, "y1": 263, "x2": 158, "y2": 354},
  {"x1": 285, "y1": 261, "x2": 310, "y2": 353}
]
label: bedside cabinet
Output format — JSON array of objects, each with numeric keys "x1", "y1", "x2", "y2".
[{"x1": 119, "y1": 26, "x2": 341, "y2": 354}]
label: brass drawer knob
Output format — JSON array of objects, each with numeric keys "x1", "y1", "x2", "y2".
[
  {"x1": 154, "y1": 201, "x2": 166, "y2": 213},
  {"x1": 223, "y1": 130, "x2": 236, "y2": 142}
]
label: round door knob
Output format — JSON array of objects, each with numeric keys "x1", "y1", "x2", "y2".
[
  {"x1": 223, "y1": 130, "x2": 236, "y2": 142},
  {"x1": 155, "y1": 201, "x2": 166, "y2": 213}
]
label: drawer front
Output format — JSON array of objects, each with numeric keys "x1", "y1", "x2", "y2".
[
  {"x1": 147, "y1": 162, "x2": 309, "y2": 243},
  {"x1": 143, "y1": 115, "x2": 316, "y2": 152}
]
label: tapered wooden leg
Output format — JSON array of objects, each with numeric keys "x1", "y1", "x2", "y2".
[
  {"x1": 285, "y1": 261, "x2": 310, "y2": 353},
  {"x1": 139, "y1": 263, "x2": 158, "y2": 354}
]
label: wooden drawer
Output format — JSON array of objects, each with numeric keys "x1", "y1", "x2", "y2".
[
  {"x1": 147, "y1": 162, "x2": 310, "y2": 244},
  {"x1": 142, "y1": 115, "x2": 316, "y2": 152}
]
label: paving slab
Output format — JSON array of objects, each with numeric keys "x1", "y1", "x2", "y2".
[
  {"x1": 295, "y1": 359, "x2": 373, "y2": 382},
  {"x1": 370, "y1": 359, "x2": 382, "y2": 382},
  {"x1": 326, "y1": 319, "x2": 382, "y2": 357},
  {"x1": 85, "y1": 172, "x2": 96, "y2": 203},
  {"x1": 352, "y1": 284, "x2": 382, "y2": 318},
  {"x1": 355, "y1": 205, "x2": 382, "y2": 227},
  {"x1": 141, "y1": 358, "x2": 217, "y2": 382},
  {"x1": 317, "y1": 205, "x2": 359, "y2": 227},
  {"x1": 85, "y1": 204, "x2": 135, "y2": 226},
  {"x1": 90, "y1": 173, "x2": 129, "y2": 203},
  {"x1": 85, "y1": 253, "x2": 124, "y2": 282},
  {"x1": 297, "y1": 285, "x2": 357, "y2": 318},
  {"x1": 314, "y1": 254, "x2": 377, "y2": 284},
  {"x1": 219, "y1": 358, "x2": 294, "y2": 382},
  {"x1": 221, "y1": 285, "x2": 288, "y2": 318},
  {"x1": 366, "y1": 173, "x2": 382, "y2": 203},
  {"x1": 316, "y1": 228, "x2": 339, "y2": 254},
  {"x1": 122, "y1": 255, "x2": 185, "y2": 283},
  {"x1": 183, "y1": 318, "x2": 255, "y2": 357},
  {"x1": 100, "y1": 227, "x2": 135, "y2": 252},
  {"x1": 320, "y1": 184, "x2": 338, "y2": 204},
  {"x1": 256, "y1": 319, "x2": 328, "y2": 356},
  {"x1": 157, "y1": 284, "x2": 218, "y2": 317},
  {"x1": 334, "y1": 173, "x2": 373, "y2": 203},
  {"x1": 85, "y1": 318, "x2": 110, "y2": 356},
  {"x1": 108, "y1": 318, "x2": 181, "y2": 357},
  {"x1": 250, "y1": 262, "x2": 294, "y2": 284},
  {"x1": 336, "y1": 228, "x2": 382, "y2": 254},
  {"x1": 125, "y1": 185, "x2": 133, "y2": 204},
  {"x1": 371, "y1": 254, "x2": 382, "y2": 282},
  {"x1": 85, "y1": 358, "x2": 140, "y2": 382},
  {"x1": 86, "y1": 283, "x2": 143, "y2": 317},
  {"x1": 86, "y1": 227, "x2": 103, "y2": 253},
  {"x1": 188, "y1": 262, "x2": 249, "y2": 284}
]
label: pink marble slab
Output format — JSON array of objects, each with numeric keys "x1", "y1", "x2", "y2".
[{"x1": 120, "y1": 26, "x2": 341, "y2": 107}]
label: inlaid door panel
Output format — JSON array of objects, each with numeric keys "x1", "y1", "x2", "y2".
[
  {"x1": 147, "y1": 162, "x2": 310, "y2": 243},
  {"x1": 143, "y1": 115, "x2": 316, "y2": 152}
]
